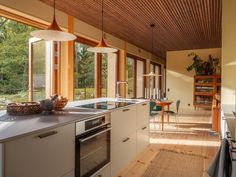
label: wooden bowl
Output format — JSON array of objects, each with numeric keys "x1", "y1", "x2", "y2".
[
  {"x1": 55, "y1": 97, "x2": 68, "y2": 111},
  {"x1": 7, "y1": 102, "x2": 42, "y2": 115}
]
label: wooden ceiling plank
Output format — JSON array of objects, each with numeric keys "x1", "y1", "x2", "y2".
[{"x1": 39, "y1": 0, "x2": 222, "y2": 58}]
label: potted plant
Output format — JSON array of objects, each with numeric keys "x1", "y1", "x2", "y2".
[{"x1": 186, "y1": 52, "x2": 220, "y2": 75}]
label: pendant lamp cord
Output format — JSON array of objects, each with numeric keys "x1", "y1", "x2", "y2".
[
  {"x1": 152, "y1": 26, "x2": 153, "y2": 56},
  {"x1": 53, "y1": 0, "x2": 56, "y2": 19},
  {"x1": 102, "y1": 0, "x2": 104, "y2": 36},
  {"x1": 150, "y1": 24, "x2": 155, "y2": 59}
]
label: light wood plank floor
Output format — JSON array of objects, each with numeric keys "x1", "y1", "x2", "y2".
[{"x1": 118, "y1": 110, "x2": 220, "y2": 177}]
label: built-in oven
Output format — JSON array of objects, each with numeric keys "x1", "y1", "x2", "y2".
[{"x1": 75, "y1": 114, "x2": 111, "y2": 177}]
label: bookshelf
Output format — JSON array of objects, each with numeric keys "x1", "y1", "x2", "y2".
[{"x1": 194, "y1": 75, "x2": 221, "y2": 109}]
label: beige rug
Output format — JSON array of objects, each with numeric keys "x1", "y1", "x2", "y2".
[{"x1": 142, "y1": 150, "x2": 204, "y2": 177}]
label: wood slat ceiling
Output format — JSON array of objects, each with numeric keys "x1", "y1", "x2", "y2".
[{"x1": 39, "y1": 0, "x2": 222, "y2": 59}]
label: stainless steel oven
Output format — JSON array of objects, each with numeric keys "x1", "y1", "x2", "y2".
[{"x1": 75, "y1": 114, "x2": 111, "y2": 177}]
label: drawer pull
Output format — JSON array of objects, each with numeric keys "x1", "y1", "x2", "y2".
[
  {"x1": 142, "y1": 103, "x2": 147, "y2": 106},
  {"x1": 122, "y1": 137, "x2": 130, "y2": 142},
  {"x1": 142, "y1": 126, "x2": 147, "y2": 130},
  {"x1": 123, "y1": 109, "x2": 130, "y2": 112},
  {"x1": 38, "y1": 131, "x2": 58, "y2": 139}
]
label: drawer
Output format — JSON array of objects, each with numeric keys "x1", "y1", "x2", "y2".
[
  {"x1": 111, "y1": 106, "x2": 136, "y2": 145},
  {"x1": 136, "y1": 102, "x2": 149, "y2": 128},
  {"x1": 91, "y1": 164, "x2": 111, "y2": 177},
  {"x1": 136, "y1": 124, "x2": 149, "y2": 154},
  {"x1": 4, "y1": 124, "x2": 75, "y2": 177},
  {"x1": 111, "y1": 133, "x2": 136, "y2": 177}
]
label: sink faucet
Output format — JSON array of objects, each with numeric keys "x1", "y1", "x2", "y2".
[{"x1": 116, "y1": 81, "x2": 128, "y2": 100}]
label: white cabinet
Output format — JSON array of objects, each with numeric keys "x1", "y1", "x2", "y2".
[
  {"x1": 111, "y1": 106, "x2": 136, "y2": 145},
  {"x1": 91, "y1": 164, "x2": 111, "y2": 177},
  {"x1": 136, "y1": 102, "x2": 150, "y2": 154},
  {"x1": 111, "y1": 102, "x2": 150, "y2": 177},
  {"x1": 136, "y1": 125, "x2": 149, "y2": 154},
  {"x1": 4, "y1": 124, "x2": 75, "y2": 177},
  {"x1": 111, "y1": 133, "x2": 136, "y2": 177},
  {"x1": 136, "y1": 103, "x2": 149, "y2": 128}
]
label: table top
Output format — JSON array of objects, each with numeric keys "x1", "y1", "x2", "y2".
[{"x1": 155, "y1": 100, "x2": 173, "y2": 106}]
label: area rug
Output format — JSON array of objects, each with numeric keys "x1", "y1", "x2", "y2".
[{"x1": 142, "y1": 150, "x2": 204, "y2": 177}]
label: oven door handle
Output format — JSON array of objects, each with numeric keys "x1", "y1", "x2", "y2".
[{"x1": 79, "y1": 128, "x2": 111, "y2": 143}]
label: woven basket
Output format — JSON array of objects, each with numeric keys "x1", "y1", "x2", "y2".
[
  {"x1": 7, "y1": 102, "x2": 42, "y2": 115},
  {"x1": 55, "y1": 97, "x2": 68, "y2": 111}
]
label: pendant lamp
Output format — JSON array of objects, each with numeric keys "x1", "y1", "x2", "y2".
[
  {"x1": 143, "y1": 24, "x2": 162, "y2": 77},
  {"x1": 87, "y1": 0, "x2": 117, "y2": 53},
  {"x1": 143, "y1": 71, "x2": 162, "y2": 77},
  {"x1": 30, "y1": 0, "x2": 76, "y2": 41}
]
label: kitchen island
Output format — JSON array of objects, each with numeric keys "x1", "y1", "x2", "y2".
[{"x1": 0, "y1": 98, "x2": 149, "y2": 177}]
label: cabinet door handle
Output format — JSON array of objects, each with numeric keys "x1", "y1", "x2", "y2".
[
  {"x1": 122, "y1": 137, "x2": 130, "y2": 142},
  {"x1": 38, "y1": 131, "x2": 58, "y2": 139},
  {"x1": 123, "y1": 109, "x2": 130, "y2": 112},
  {"x1": 142, "y1": 103, "x2": 147, "y2": 106},
  {"x1": 142, "y1": 126, "x2": 147, "y2": 130}
]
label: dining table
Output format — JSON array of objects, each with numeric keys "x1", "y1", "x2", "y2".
[{"x1": 155, "y1": 100, "x2": 173, "y2": 131}]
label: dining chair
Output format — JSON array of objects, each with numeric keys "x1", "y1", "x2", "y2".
[
  {"x1": 149, "y1": 101, "x2": 162, "y2": 130},
  {"x1": 164, "y1": 100, "x2": 181, "y2": 131}
]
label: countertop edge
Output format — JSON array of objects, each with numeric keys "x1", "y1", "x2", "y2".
[{"x1": 0, "y1": 99, "x2": 149, "y2": 143}]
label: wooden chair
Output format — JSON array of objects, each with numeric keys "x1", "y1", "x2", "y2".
[
  {"x1": 150, "y1": 101, "x2": 162, "y2": 130},
  {"x1": 164, "y1": 100, "x2": 181, "y2": 131}
]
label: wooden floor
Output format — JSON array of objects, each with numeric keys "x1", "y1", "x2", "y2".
[{"x1": 118, "y1": 110, "x2": 220, "y2": 177}]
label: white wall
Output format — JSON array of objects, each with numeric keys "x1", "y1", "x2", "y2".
[
  {"x1": 166, "y1": 48, "x2": 221, "y2": 111},
  {"x1": 222, "y1": 0, "x2": 236, "y2": 109}
]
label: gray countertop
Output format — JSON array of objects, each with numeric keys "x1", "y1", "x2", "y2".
[
  {"x1": 222, "y1": 104, "x2": 236, "y2": 140},
  {"x1": 0, "y1": 98, "x2": 148, "y2": 143}
]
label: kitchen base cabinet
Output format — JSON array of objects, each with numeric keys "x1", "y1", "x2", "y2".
[
  {"x1": 4, "y1": 124, "x2": 75, "y2": 177},
  {"x1": 91, "y1": 164, "x2": 111, "y2": 177},
  {"x1": 111, "y1": 106, "x2": 136, "y2": 145},
  {"x1": 111, "y1": 133, "x2": 136, "y2": 177},
  {"x1": 136, "y1": 124, "x2": 149, "y2": 154},
  {"x1": 136, "y1": 103, "x2": 149, "y2": 128},
  {"x1": 136, "y1": 103, "x2": 149, "y2": 155}
]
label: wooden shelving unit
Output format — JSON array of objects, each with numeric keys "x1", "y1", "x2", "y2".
[{"x1": 193, "y1": 75, "x2": 221, "y2": 109}]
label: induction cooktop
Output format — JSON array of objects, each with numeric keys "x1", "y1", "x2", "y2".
[{"x1": 77, "y1": 101, "x2": 134, "y2": 110}]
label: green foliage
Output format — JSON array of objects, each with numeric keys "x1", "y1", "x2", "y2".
[
  {"x1": 74, "y1": 43, "x2": 95, "y2": 89},
  {"x1": 186, "y1": 52, "x2": 204, "y2": 75},
  {"x1": 74, "y1": 43, "x2": 109, "y2": 99},
  {"x1": 186, "y1": 52, "x2": 220, "y2": 75},
  {"x1": 0, "y1": 17, "x2": 36, "y2": 94}
]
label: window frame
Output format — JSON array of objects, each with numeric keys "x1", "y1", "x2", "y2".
[
  {"x1": 150, "y1": 61, "x2": 162, "y2": 92},
  {"x1": 74, "y1": 37, "x2": 119, "y2": 99},
  {"x1": 126, "y1": 53, "x2": 146, "y2": 98}
]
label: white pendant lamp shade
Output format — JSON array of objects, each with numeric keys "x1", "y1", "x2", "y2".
[
  {"x1": 87, "y1": 0, "x2": 117, "y2": 53},
  {"x1": 30, "y1": 0, "x2": 76, "y2": 41},
  {"x1": 143, "y1": 71, "x2": 162, "y2": 77},
  {"x1": 87, "y1": 38, "x2": 118, "y2": 53}
]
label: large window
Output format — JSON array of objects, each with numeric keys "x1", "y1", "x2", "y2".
[
  {"x1": 126, "y1": 57, "x2": 136, "y2": 98},
  {"x1": 0, "y1": 17, "x2": 37, "y2": 110},
  {"x1": 74, "y1": 42, "x2": 95, "y2": 100},
  {"x1": 150, "y1": 62, "x2": 162, "y2": 98},
  {"x1": 101, "y1": 53, "x2": 117, "y2": 98},
  {"x1": 74, "y1": 41, "x2": 117, "y2": 100},
  {"x1": 136, "y1": 60, "x2": 145, "y2": 98},
  {"x1": 126, "y1": 55, "x2": 145, "y2": 99}
]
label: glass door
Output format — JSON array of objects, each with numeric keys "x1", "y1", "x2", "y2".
[{"x1": 29, "y1": 37, "x2": 54, "y2": 101}]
